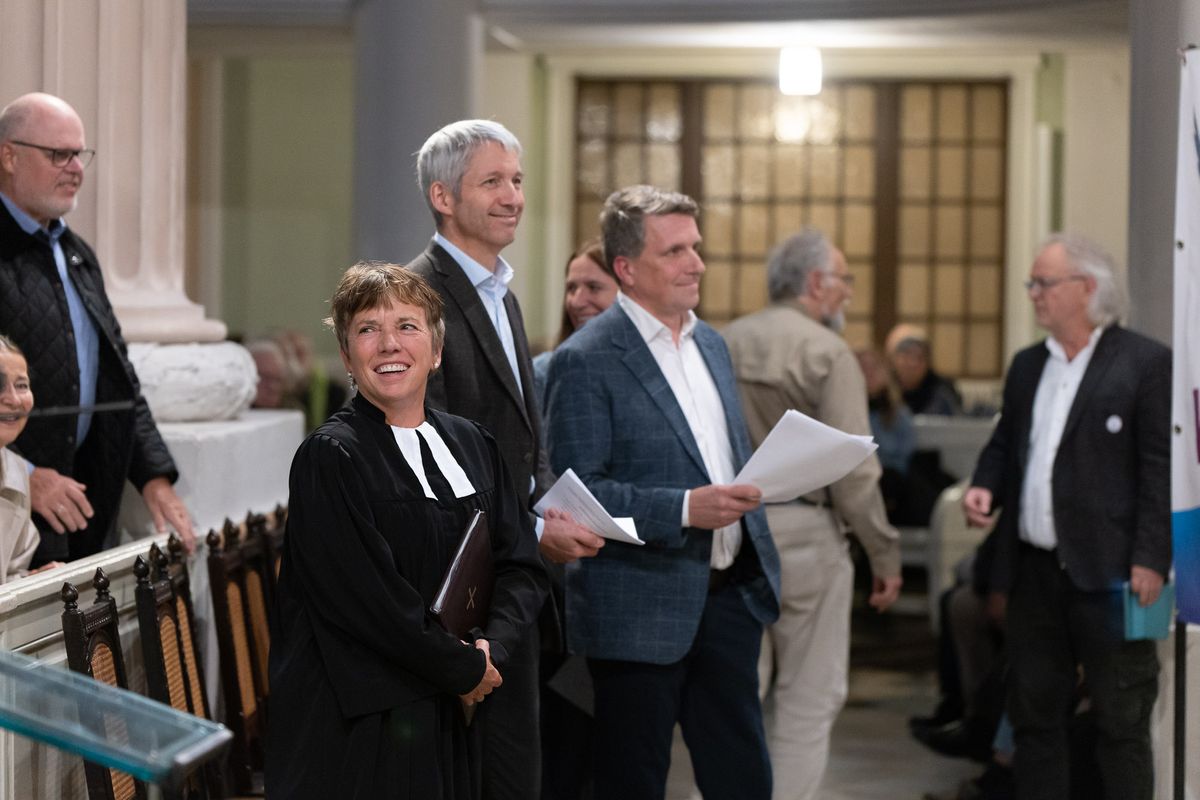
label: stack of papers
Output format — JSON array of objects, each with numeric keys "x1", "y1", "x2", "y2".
[
  {"x1": 734, "y1": 409, "x2": 877, "y2": 503},
  {"x1": 537, "y1": 410, "x2": 876, "y2": 539},
  {"x1": 534, "y1": 469, "x2": 644, "y2": 545}
]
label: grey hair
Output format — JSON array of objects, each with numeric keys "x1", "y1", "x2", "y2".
[
  {"x1": 600, "y1": 185, "x2": 699, "y2": 272},
  {"x1": 893, "y1": 336, "x2": 931, "y2": 361},
  {"x1": 767, "y1": 228, "x2": 835, "y2": 302},
  {"x1": 415, "y1": 119, "x2": 522, "y2": 227},
  {"x1": 245, "y1": 338, "x2": 286, "y2": 363},
  {"x1": 1041, "y1": 232, "x2": 1126, "y2": 326}
]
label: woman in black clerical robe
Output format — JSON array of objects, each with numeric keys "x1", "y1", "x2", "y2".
[{"x1": 265, "y1": 262, "x2": 549, "y2": 800}]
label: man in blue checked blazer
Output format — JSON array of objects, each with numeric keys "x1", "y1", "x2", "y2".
[{"x1": 546, "y1": 185, "x2": 782, "y2": 800}]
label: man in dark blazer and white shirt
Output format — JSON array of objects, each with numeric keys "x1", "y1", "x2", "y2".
[
  {"x1": 964, "y1": 233, "x2": 1170, "y2": 800},
  {"x1": 407, "y1": 119, "x2": 604, "y2": 800},
  {"x1": 546, "y1": 185, "x2": 782, "y2": 800}
]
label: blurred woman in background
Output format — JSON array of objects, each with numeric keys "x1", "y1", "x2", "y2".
[{"x1": 532, "y1": 239, "x2": 618, "y2": 409}]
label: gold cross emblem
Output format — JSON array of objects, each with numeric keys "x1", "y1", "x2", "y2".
[{"x1": 467, "y1": 586, "x2": 477, "y2": 610}]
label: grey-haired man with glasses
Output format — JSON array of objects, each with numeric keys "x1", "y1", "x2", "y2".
[
  {"x1": 963, "y1": 233, "x2": 1170, "y2": 799},
  {"x1": 0, "y1": 92, "x2": 195, "y2": 564}
]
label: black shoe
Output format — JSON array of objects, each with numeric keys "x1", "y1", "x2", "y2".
[
  {"x1": 956, "y1": 762, "x2": 1013, "y2": 800},
  {"x1": 908, "y1": 698, "x2": 963, "y2": 734},
  {"x1": 913, "y1": 720, "x2": 992, "y2": 763}
]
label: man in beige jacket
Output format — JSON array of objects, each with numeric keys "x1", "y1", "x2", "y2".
[{"x1": 724, "y1": 228, "x2": 902, "y2": 800}]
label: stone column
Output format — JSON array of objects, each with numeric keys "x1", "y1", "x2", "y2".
[
  {"x1": 352, "y1": 0, "x2": 483, "y2": 262},
  {"x1": 0, "y1": 0, "x2": 227, "y2": 345},
  {"x1": 1127, "y1": 0, "x2": 1200, "y2": 343}
]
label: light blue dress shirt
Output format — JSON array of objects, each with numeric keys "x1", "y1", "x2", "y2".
[
  {"x1": 433, "y1": 232, "x2": 524, "y2": 396},
  {"x1": 1, "y1": 192, "x2": 100, "y2": 447}
]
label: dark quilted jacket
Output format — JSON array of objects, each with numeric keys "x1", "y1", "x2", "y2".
[{"x1": 0, "y1": 201, "x2": 177, "y2": 559}]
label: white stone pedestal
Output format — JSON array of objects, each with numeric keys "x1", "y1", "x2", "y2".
[
  {"x1": 127, "y1": 341, "x2": 257, "y2": 423},
  {"x1": 117, "y1": 409, "x2": 303, "y2": 538}
]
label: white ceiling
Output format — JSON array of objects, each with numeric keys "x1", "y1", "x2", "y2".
[{"x1": 187, "y1": 0, "x2": 1128, "y2": 50}]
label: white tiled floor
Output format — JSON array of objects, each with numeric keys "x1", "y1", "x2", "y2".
[{"x1": 665, "y1": 666, "x2": 981, "y2": 800}]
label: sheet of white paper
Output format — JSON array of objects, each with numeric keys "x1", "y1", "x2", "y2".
[
  {"x1": 534, "y1": 469, "x2": 644, "y2": 545},
  {"x1": 733, "y1": 409, "x2": 878, "y2": 503}
]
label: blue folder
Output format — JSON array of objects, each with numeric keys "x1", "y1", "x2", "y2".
[{"x1": 1123, "y1": 581, "x2": 1175, "y2": 640}]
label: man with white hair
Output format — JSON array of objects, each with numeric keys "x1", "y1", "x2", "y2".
[
  {"x1": 724, "y1": 228, "x2": 902, "y2": 800},
  {"x1": 964, "y1": 233, "x2": 1170, "y2": 799}
]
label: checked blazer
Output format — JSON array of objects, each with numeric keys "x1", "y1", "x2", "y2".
[{"x1": 545, "y1": 302, "x2": 781, "y2": 665}]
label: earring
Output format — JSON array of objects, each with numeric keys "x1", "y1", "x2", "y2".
[{"x1": 347, "y1": 371, "x2": 357, "y2": 390}]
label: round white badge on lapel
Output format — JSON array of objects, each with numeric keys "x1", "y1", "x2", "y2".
[{"x1": 1106, "y1": 414, "x2": 1123, "y2": 434}]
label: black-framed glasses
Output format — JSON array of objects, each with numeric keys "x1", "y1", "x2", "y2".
[
  {"x1": 1023, "y1": 274, "x2": 1087, "y2": 292},
  {"x1": 8, "y1": 140, "x2": 95, "y2": 168}
]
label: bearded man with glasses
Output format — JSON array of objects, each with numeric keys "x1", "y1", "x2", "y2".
[{"x1": 0, "y1": 92, "x2": 195, "y2": 565}]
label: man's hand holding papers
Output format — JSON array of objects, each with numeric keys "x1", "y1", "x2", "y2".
[
  {"x1": 534, "y1": 469, "x2": 645, "y2": 546},
  {"x1": 734, "y1": 409, "x2": 877, "y2": 503},
  {"x1": 540, "y1": 509, "x2": 606, "y2": 563}
]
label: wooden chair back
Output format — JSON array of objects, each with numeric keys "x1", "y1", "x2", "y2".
[
  {"x1": 135, "y1": 552, "x2": 218, "y2": 800},
  {"x1": 134, "y1": 552, "x2": 191, "y2": 714},
  {"x1": 239, "y1": 513, "x2": 273, "y2": 699},
  {"x1": 160, "y1": 540, "x2": 227, "y2": 798},
  {"x1": 60, "y1": 569, "x2": 148, "y2": 800},
  {"x1": 161, "y1": 537, "x2": 212, "y2": 720},
  {"x1": 206, "y1": 526, "x2": 265, "y2": 795},
  {"x1": 267, "y1": 504, "x2": 287, "y2": 580}
]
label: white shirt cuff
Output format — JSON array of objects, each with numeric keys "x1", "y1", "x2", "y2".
[{"x1": 681, "y1": 489, "x2": 691, "y2": 528}]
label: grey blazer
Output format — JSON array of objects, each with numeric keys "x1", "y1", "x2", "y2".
[
  {"x1": 545, "y1": 303, "x2": 781, "y2": 665},
  {"x1": 407, "y1": 242, "x2": 554, "y2": 505}
]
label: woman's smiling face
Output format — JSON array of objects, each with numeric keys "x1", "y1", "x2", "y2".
[
  {"x1": 0, "y1": 350, "x2": 32, "y2": 447},
  {"x1": 340, "y1": 299, "x2": 440, "y2": 427}
]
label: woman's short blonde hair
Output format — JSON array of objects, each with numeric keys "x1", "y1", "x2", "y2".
[{"x1": 324, "y1": 262, "x2": 446, "y2": 354}]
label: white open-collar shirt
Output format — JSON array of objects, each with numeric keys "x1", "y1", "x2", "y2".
[
  {"x1": 617, "y1": 292, "x2": 741, "y2": 569},
  {"x1": 1019, "y1": 324, "x2": 1105, "y2": 550}
]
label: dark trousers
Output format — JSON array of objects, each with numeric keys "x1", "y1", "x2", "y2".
[
  {"x1": 540, "y1": 652, "x2": 594, "y2": 800},
  {"x1": 1007, "y1": 545, "x2": 1158, "y2": 800},
  {"x1": 480, "y1": 623, "x2": 541, "y2": 800},
  {"x1": 587, "y1": 583, "x2": 771, "y2": 800}
]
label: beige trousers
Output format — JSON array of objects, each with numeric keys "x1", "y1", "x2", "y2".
[{"x1": 758, "y1": 503, "x2": 854, "y2": 800}]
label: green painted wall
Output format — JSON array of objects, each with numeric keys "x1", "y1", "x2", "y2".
[
  {"x1": 1036, "y1": 53, "x2": 1065, "y2": 231},
  {"x1": 221, "y1": 55, "x2": 354, "y2": 359}
]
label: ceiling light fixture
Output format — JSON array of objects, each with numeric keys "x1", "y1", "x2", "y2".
[{"x1": 779, "y1": 47, "x2": 822, "y2": 96}]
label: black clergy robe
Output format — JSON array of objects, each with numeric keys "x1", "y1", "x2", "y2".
[{"x1": 266, "y1": 395, "x2": 549, "y2": 800}]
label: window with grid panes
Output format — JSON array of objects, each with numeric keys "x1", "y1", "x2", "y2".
[{"x1": 573, "y1": 77, "x2": 1008, "y2": 378}]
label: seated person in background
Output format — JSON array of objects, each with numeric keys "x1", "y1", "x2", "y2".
[
  {"x1": 246, "y1": 338, "x2": 291, "y2": 410},
  {"x1": 0, "y1": 336, "x2": 62, "y2": 582},
  {"x1": 532, "y1": 238, "x2": 618, "y2": 411},
  {"x1": 886, "y1": 324, "x2": 963, "y2": 416},
  {"x1": 857, "y1": 347, "x2": 915, "y2": 476},
  {"x1": 911, "y1": 532, "x2": 1006, "y2": 764},
  {"x1": 857, "y1": 345, "x2": 951, "y2": 526},
  {"x1": 274, "y1": 328, "x2": 348, "y2": 430}
]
